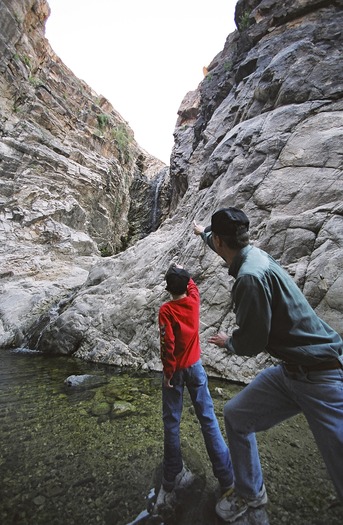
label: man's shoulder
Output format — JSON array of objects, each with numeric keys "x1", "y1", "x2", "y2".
[{"x1": 238, "y1": 246, "x2": 270, "y2": 277}]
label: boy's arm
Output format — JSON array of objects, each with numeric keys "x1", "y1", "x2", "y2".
[
  {"x1": 186, "y1": 278, "x2": 200, "y2": 301},
  {"x1": 159, "y1": 306, "x2": 177, "y2": 381}
]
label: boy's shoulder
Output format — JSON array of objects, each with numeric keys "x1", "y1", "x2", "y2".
[{"x1": 159, "y1": 300, "x2": 173, "y2": 312}]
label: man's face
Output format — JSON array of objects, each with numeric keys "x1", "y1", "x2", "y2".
[
  {"x1": 212, "y1": 233, "x2": 224, "y2": 257},
  {"x1": 213, "y1": 233, "x2": 237, "y2": 264}
]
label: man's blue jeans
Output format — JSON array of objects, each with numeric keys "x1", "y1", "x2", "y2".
[
  {"x1": 162, "y1": 359, "x2": 234, "y2": 489},
  {"x1": 224, "y1": 364, "x2": 343, "y2": 500}
]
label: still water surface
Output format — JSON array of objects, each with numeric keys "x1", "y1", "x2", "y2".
[
  {"x1": 2, "y1": 349, "x2": 341, "y2": 525},
  {"x1": 0, "y1": 348, "x2": 167, "y2": 525}
]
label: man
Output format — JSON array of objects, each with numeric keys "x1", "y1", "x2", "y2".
[
  {"x1": 158, "y1": 263, "x2": 234, "y2": 495},
  {"x1": 193, "y1": 207, "x2": 343, "y2": 523}
]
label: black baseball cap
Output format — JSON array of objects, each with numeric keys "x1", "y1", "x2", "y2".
[
  {"x1": 165, "y1": 266, "x2": 190, "y2": 295},
  {"x1": 210, "y1": 207, "x2": 249, "y2": 235}
]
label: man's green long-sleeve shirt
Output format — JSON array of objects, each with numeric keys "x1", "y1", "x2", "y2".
[{"x1": 202, "y1": 234, "x2": 343, "y2": 365}]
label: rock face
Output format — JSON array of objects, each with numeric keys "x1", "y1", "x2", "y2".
[
  {"x1": 0, "y1": 0, "x2": 169, "y2": 348},
  {"x1": 1, "y1": 0, "x2": 343, "y2": 383}
]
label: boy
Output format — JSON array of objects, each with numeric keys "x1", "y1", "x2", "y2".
[{"x1": 158, "y1": 263, "x2": 234, "y2": 494}]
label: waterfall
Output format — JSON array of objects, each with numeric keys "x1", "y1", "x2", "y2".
[{"x1": 150, "y1": 170, "x2": 165, "y2": 231}]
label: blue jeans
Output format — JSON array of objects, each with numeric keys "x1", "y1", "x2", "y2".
[
  {"x1": 162, "y1": 359, "x2": 234, "y2": 489},
  {"x1": 224, "y1": 364, "x2": 343, "y2": 500}
]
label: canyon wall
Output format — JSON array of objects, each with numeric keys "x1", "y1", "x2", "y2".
[
  {"x1": 1, "y1": 0, "x2": 342, "y2": 382},
  {"x1": 0, "y1": 0, "x2": 169, "y2": 350}
]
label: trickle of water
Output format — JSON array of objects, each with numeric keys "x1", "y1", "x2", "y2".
[{"x1": 150, "y1": 171, "x2": 165, "y2": 231}]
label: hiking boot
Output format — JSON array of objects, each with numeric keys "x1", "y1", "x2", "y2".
[
  {"x1": 215, "y1": 484, "x2": 268, "y2": 522},
  {"x1": 154, "y1": 485, "x2": 176, "y2": 512}
]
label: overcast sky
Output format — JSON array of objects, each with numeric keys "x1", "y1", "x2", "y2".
[{"x1": 45, "y1": 1, "x2": 237, "y2": 164}]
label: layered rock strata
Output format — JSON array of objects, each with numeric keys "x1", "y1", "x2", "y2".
[
  {"x1": 1, "y1": 0, "x2": 343, "y2": 383},
  {"x1": 0, "y1": 0, "x2": 168, "y2": 348}
]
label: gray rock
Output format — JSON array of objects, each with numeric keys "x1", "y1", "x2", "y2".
[
  {"x1": 0, "y1": 0, "x2": 168, "y2": 348},
  {"x1": 111, "y1": 401, "x2": 136, "y2": 418},
  {"x1": 1, "y1": 0, "x2": 343, "y2": 386},
  {"x1": 64, "y1": 374, "x2": 107, "y2": 389}
]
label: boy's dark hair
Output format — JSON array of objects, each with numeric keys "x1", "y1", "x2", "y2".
[{"x1": 165, "y1": 265, "x2": 190, "y2": 295}]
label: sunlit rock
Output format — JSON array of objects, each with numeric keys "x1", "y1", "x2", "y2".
[{"x1": 1, "y1": 0, "x2": 342, "y2": 385}]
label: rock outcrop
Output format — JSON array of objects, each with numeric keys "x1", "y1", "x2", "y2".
[
  {"x1": 0, "y1": 0, "x2": 169, "y2": 348},
  {"x1": 1, "y1": 0, "x2": 343, "y2": 383}
]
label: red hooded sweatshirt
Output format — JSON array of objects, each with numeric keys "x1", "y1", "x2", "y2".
[{"x1": 159, "y1": 279, "x2": 201, "y2": 379}]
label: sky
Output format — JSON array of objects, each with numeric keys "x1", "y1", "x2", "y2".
[{"x1": 45, "y1": 1, "x2": 237, "y2": 164}]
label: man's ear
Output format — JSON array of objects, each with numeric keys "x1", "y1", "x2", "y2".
[{"x1": 213, "y1": 233, "x2": 223, "y2": 247}]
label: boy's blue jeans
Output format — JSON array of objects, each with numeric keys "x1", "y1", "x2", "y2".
[
  {"x1": 162, "y1": 359, "x2": 234, "y2": 489},
  {"x1": 224, "y1": 364, "x2": 343, "y2": 501}
]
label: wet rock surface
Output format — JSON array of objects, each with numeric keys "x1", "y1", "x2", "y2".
[{"x1": 64, "y1": 373, "x2": 109, "y2": 388}]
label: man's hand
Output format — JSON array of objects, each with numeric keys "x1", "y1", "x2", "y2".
[
  {"x1": 208, "y1": 332, "x2": 229, "y2": 348},
  {"x1": 163, "y1": 375, "x2": 173, "y2": 388},
  {"x1": 193, "y1": 220, "x2": 205, "y2": 236}
]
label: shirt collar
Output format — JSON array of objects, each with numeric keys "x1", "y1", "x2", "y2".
[{"x1": 228, "y1": 245, "x2": 253, "y2": 278}]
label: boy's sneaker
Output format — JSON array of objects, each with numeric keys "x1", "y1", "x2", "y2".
[
  {"x1": 153, "y1": 485, "x2": 175, "y2": 511},
  {"x1": 215, "y1": 484, "x2": 268, "y2": 522},
  {"x1": 153, "y1": 465, "x2": 195, "y2": 518},
  {"x1": 162, "y1": 465, "x2": 194, "y2": 492}
]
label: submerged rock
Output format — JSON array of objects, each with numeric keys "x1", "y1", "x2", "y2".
[
  {"x1": 64, "y1": 374, "x2": 108, "y2": 389},
  {"x1": 111, "y1": 401, "x2": 136, "y2": 418},
  {"x1": 90, "y1": 400, "x2": 112, "y2": 417}
]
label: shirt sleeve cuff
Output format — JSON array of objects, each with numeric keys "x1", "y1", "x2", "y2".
[{"x1": 224, "y1": 337, "x2": 235, "y2": 354}]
